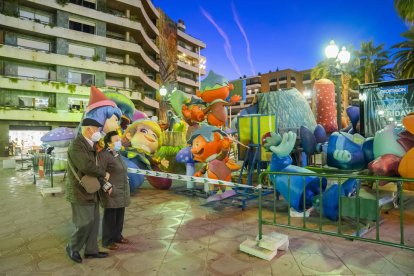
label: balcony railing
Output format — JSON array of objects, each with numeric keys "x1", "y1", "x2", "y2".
[{"x1": 2, "y1": 73, "x2": 54, "y2": 82}]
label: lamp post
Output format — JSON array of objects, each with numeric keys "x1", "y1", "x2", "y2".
[
  {"x1": 325, "y1": 40, "x2": 351, "y2": 130},
  {"x1": 159, "y1": 85, "x2": 168, "y2": 125}
]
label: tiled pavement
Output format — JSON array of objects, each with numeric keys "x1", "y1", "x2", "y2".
[{"x1": 1, "y1": 163, "x2": 414, "y2": 275}]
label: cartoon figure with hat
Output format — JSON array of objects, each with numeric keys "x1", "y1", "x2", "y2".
[
  {"x1": 121, "y1": 118, "x2": 171, "y2": 190},
  {"x1": 182, "y1": 70, "x2": 241, "y2": 127},
  {"x1": 84, "y1": 86, "x2": 122, "y2": 134},
  {"x1": 188, "y1": 125, "x2": 240, "y2": 202}
]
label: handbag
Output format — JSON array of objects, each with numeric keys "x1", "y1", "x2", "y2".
[{"x1": 67, "y1": 157, "x2": 101, "y2": 194}]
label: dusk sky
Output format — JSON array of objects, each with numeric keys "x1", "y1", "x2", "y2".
[{"x1": 153, "y1": 0, "x2": 409, "y2": 81}]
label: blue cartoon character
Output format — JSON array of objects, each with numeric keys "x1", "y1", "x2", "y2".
[{"x1": 265, "y1": 131, "x2": 357, "y2": 220}]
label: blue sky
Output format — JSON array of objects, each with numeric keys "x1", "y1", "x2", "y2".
[{"x1": 153, "y1": 0, "x2": 409, "y2": 80}]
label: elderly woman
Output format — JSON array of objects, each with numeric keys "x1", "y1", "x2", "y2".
[{"x1": 98, "y1": 131, "x2": 130, "y2": 250}]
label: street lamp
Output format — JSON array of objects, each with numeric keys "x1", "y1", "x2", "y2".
[
  {"x1": 159, "y1": 85, "x2": 167, "y2": 97},
  {"x1": 325, "y1": 40, "x2": 351, "y2": 130}
]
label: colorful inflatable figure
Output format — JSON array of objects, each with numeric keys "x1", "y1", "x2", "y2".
[
  {"x1": 367, "y1": 114, "x2": 414, "y2": 189},
  {"x1": 188, "y1": 125, "x2": 240, "y2": 202},
  {"x1": 103, "y1": 90, "x2": 135, "y2": 130},
  {"x1": 122, "y1": 119, "x2": 171, "y2": 191},
  {"x1": 84, "y1": 86, "x2": 122, "y2": 134},
  {"x1": 300, "y1": 123, "x2": 375, "y2": 171},
  {"x1": 182, "y1": 70, "x2": 241, "y2": 127},
  {"x1": 265, "y1": 131, "x2": 357, "y2": 221}
]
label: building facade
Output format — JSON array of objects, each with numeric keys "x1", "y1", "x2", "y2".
[
  {"x1": 157, "y1": 10, "x2": 206, "y2": 96},
  {"x1": 0, "y1": 0, "x2": 205, "y2": 156},
  {"x1": 229, "y1": 68, "x2": 313, "y2": 117}
]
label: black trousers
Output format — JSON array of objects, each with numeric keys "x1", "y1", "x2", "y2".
[{"x1": 102, "y1": 207, "x2": 125, "y2": 246}]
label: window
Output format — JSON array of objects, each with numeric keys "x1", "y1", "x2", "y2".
[
  {"x1": 68, "y1": 98, "x2": 88, "y2": 111},
  {"x1": 17, "y1": 37, "x2": 50, "y2": 52},
  {"x1": 279, "y1": 75, "x2": 287, "y2": 81},
  {"x1": 18, "y1": 96, "x2": 49, "y2": 108},
  {"x1": 69, "y1": 18, "x2": 95, "y2": 34},
  {"x1": 19, "y1": 7, "x2": 50, "y2": 23},
  {"x1": 303, "y1": 73, "x2": 311, "y2": 81},
  {"x1": 70, "y1": 0, "x2": 96, "y2": 9},
  {"x1": 269, "y1": 78, "x2": 277, "y2": 83},
  {"x1": 68, "y1": 71, "x2": 94, "y2": 85},
  {"x1": 68, "y1": 43, "x2": 95, "y2": 58},
  {"x1": 17, "y1": 66, "x2": 49, "y2": 80}
]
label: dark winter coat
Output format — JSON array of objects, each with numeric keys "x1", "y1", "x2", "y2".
[
  {"x1": 65, "y1": 135, "x2": 106, "y2": 205},
  {"x1": 98, "y1": 149, "x2": 130, "y2": 208}
]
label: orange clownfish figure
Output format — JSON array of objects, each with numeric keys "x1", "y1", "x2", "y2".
[
  {"x1": 188, "y1": 125, "x2": 240, "y2": 202},
  {"x1": 182, "y1": 70, "x2": 241, "y2": 127}
]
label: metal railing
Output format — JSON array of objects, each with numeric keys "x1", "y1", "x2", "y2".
[{"x1": 258, "y1": 170, "x2": 414, "y2": 251}]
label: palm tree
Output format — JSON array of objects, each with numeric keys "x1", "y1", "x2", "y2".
[
  {"x1": 394, "y1": 0, "x2": 414, "y2": 24},
  {"x1": 356, "y1": 41, "x2": 391, "y2": 83},
  {"x1": 392, "y1": 28, "x2": 414, "y2": 79}
]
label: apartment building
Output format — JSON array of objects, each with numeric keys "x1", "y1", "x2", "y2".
[
  {"x1": 176, "y1": 19, "x2": 206, "y2": 94},
  {"x1": 156, "y1": 10, "x2": 206, "y2": 96},
  {"x1": 229, "y1": 68, "x2": 313, "y2": 116},
  {"x1": 0, "y1": 0, "x2": 206, "y2": 156}
]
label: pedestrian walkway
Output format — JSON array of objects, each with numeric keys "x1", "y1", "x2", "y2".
[{"x1": 0, "y1": 165, "x2": 414, "y2": 275}]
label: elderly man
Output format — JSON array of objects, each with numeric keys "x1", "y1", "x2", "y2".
[{"x1": 65, "y1": 118, "x2": 111, "y2": 263}]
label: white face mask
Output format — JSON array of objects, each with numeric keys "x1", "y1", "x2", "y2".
[
  {"x1": 91, "y1": 131, "x2": 102, "y2": 142},
  {"x1": 113, "y1": 140, "x2": 122, "y2": 152}
]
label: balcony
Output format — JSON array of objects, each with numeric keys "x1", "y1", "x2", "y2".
[
  {"x1": 0, "y1": 44, "x2": 159, "y2": 90},
  {"x1": 246, "y1": 82, "x2": 261, "y2": 90},
  {"x1": 0, "y1": 14, "x2": 158, "y2": 71},
  {"x1": 0, "y1": 108, "x2": 83, "y2": 122},
  {"x1": 177, "y1": 76, "x2": 199, "y2": 88},
  {"x1": 113, "y1": 0, "x2": 158, "y2": 35},
  {"x1": 177, "y1": 60, "x2": 199, "y2": 74},
  {"x1": 177, "y1": 45, "x2": 199, "y2": 60},
  {"x1": 141, "y1": 0, "x2": 159, "y2": 19},
  {"x1": 177, "y1": 29, "x2": 206, "y2": 49},
  {"x1": 24, "y1": 0, "x2": 159, "y2": 54},
  {"x1": 0, "y1": 75, "x2": 89, "y2": 95},
  {"x1": 0, "y1": 75, "x2": 159, "y2": 109}
]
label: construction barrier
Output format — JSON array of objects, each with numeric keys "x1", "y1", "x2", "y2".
[{"x1": 258, "y1": 170, "x2": 414, "y2": 251}]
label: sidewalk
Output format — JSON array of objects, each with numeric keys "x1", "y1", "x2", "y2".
[{"x1": 0, "y1": 166, "x2": 414, "y2": 275}]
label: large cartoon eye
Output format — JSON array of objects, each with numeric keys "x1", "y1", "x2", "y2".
[
  {"x1": 152, "y1": 133, "x2": 157, "y2": 139},
  {"x1": 140, "y1": 128, "x2": 148, "y2": 134}
]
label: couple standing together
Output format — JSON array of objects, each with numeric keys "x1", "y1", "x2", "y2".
[{"x1": 65, "y1": 118, "x2": 130, "y2": 263}]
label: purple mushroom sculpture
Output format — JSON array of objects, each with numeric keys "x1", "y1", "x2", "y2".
[
  {"x1": 176, "y1": 146, "x2": 196, "y2": 189},
  {"x1": 41, "y1": 127, "x2": 76, "y2": 171}
]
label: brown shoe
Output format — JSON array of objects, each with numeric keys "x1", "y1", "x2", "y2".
[
  {"x1": 115, "y1": 238, "x2": 130, "y2": 244},
  {"x1": 103, "y1": 243, "x2": 118, "y2": 250}
]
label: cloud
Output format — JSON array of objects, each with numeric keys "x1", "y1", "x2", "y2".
[
  {"x1": 231, "y1": 2, "x2": 256, "y2": 75},
  {"x1": 201, "y1": 7, "x2": 242, "y2": 77}
]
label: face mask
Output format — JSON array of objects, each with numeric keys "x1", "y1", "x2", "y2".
[
  {"x1": 91, "y1": 131, "x2": 102, "y2": 142},
  {"x1": 113, "y1": 140, "x2": 122, "y2": 152}
]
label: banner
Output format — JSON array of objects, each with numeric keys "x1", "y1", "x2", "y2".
[{"x1": 360, "y1": 79, "x2": 414, "y2": 137}]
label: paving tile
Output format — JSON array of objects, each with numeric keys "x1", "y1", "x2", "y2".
[
  {"x1": 2, "y1": 162, "x2": 414, "y2": 275},
  {"x1": 292, "y1": 252, "x2": 353, "y2": 275}
]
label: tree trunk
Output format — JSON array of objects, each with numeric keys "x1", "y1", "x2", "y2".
[{"x1": 341, "y1": 73, "x2": 351, "y2": 125}]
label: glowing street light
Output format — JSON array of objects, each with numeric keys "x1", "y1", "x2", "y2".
[
  {"x1": 159, "y1": 85, "x2": 167, "y2": 97},
  {"x1": 325, "y1": 40, "x2": 351, "y2": 130}
]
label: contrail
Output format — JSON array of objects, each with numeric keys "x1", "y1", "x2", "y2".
[
  {"x1": 200, "y1": 7, "x2": 242, "y2": 77},
  {"x1": 231, "y1": 2, "x2": 256, "y2": 76}
]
